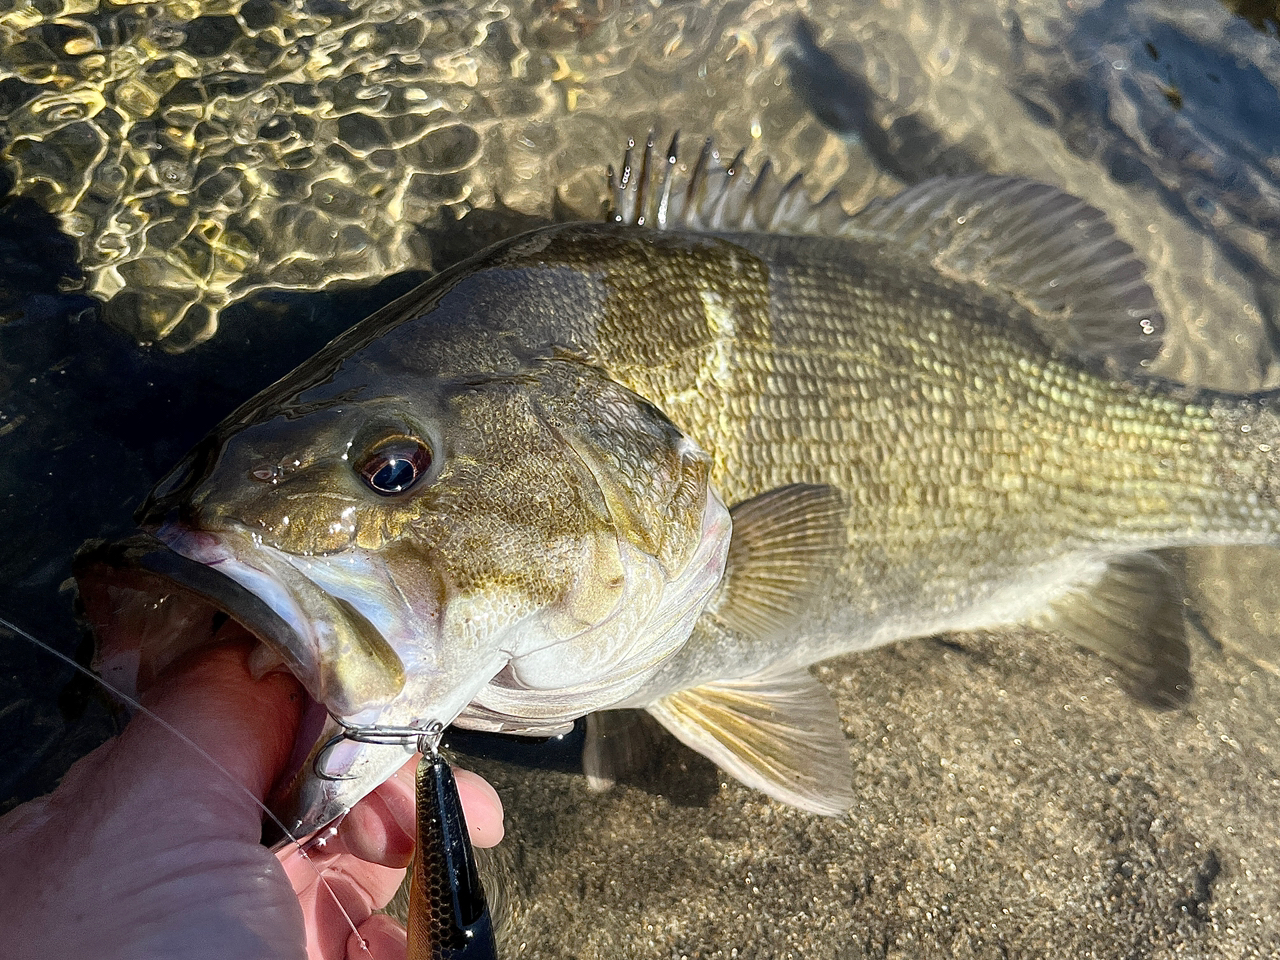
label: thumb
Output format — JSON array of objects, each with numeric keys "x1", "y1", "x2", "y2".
[
  {"x1": 106, "y1": 638, "x2": 306, "y2": 840},
  {"x1": 0, "y1": 639, "x2": 312, "y2": 960}
]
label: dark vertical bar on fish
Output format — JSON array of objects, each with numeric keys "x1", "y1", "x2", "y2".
[{"x1": 407, "y1": 753, "x2": 497, "y2": 960}]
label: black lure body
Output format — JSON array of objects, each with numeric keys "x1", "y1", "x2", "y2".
[{"x1": 406, "y1": 753, "x2": 497, "y2": 960}]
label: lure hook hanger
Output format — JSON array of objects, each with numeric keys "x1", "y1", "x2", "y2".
[{"x1": 312, "y1": 715, "x2": 446, "y2": 781}]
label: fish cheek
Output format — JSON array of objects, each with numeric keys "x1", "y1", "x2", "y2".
[
  {"x1": 375, "y1": 386, "x2": 639, "y2": 666},
  {"x1": 379, "y1": 539, "x2": 449, "y2": 634},
  {"x1": 390, "y1": 483, "x2": 609, "y2": 673}
]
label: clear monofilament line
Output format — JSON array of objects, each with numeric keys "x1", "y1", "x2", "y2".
[{"x1": 0, "y1": 613, "x2": 373, "y2": 955}]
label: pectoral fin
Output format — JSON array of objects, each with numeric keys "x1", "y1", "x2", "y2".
[
  {"x1": 645, "y1": 670, "x2": 854, "y2": 816},
  {"x1": 714, "y1": 483, "x2": 846, "y2": 640},
  {"x1": 586, "y1": 484, "x2": 851, "y2": 812},
  {"x1": 1034, "y1": 552, "x2": 1192, "y2": 709}
]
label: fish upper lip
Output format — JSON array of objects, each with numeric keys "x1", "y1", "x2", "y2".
[
  {"x1": 155, "y1": 519, "x2": 431, "y2": 722},
  {"x1": 157, "y1": 521, "x2": 322, "y2": 665}
]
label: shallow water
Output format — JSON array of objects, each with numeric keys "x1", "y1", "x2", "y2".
[{"x1": 2, "y1": 0, "x2": 1279, "y2": 955}]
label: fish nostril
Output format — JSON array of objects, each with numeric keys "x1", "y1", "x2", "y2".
[{"x1": 250, "y1": 456, "x2": 305, "y2": 484}]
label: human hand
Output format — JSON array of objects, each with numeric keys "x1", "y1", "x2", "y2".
[{"x1": 0, "y1": 638, "x2": 504, "y2": 960}]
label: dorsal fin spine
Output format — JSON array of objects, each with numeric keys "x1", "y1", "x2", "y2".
[{"x1": 604, "y1": 133, "x2": 1166, "y2": 377}]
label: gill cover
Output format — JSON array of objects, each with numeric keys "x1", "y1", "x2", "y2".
[{"x1": 458, "y1": 355, "x2": 732, "y2": 734}]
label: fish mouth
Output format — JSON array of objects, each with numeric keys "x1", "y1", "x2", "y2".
[
  {"x1": 72, "y1": 533, "x2": 428, "y2": 847},
  {"x1": 152, "y1": 524, "x2": 411, "y2": 718}
]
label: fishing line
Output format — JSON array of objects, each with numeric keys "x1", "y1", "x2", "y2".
[{"x1": 0, "y1": 613, "x2": 376, "y2": 956}]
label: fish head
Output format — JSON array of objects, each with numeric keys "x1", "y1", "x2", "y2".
[{"x1": 130, "y1": 270, "x2": 731, "y2": 835}]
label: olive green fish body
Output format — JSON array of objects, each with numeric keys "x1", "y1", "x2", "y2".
[
  {"x1": 130, "y1": 141, "x2": 1280, "y2": 826},
  {"x1": 548, "y1": 226, "x2": 1280, "y2": 688}
]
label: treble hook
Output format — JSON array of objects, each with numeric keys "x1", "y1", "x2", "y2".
[
  {"x1": 307, "y1": 715, "x2": 496, "y2": 958},
  {"x1": 312, "y1": 715, "x2": 444, "y2": 781}
]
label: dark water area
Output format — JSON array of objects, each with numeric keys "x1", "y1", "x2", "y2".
[{"x1": 1221, "y1": 0, "x2": 1280, "y2": 34}]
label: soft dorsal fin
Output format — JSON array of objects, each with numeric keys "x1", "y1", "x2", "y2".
[
  {"x1": 1033, "y1": 552, "x2": 1192, "y2": 710},
  {"x1": 843, "y1": 175, "x2": 1165, "y2": 377},
  {"x1": 713, "y1": 483, "x2": 847, "y2": 641},
  {"x1": 606, "y1": 135, "x2": 1165, "y2": 379}
]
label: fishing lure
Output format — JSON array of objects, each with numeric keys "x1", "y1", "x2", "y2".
[
  {"x1": 407, "y1": 731, "x2": 498, "y2": 960},
  {"x1": 313, "y1": 718, "x2": 498, "y2": 957}
]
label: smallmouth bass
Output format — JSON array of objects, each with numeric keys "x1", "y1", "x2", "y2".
[{"x1": 81, "y1": 136, "x2": 1280, "y2": 838}]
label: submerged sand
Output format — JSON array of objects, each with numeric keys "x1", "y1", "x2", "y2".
[{"x1": 409, "y1": 550, "x2": 1280, "y2": 959}]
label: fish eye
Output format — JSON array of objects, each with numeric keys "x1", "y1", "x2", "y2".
[{"x1": 357, "y1": 436, "x2": 433, "y2": 495}]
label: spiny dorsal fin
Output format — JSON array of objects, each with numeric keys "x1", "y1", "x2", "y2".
[
  {"x1": 713, "y1": 484, "x2": 847, "y2": 642},
  {"x1": 645, "y1": 668, "x2": 854, "y2": 816},
  {"x1": 606, "y1": 132, "x2": 848, "y2": 236},
  {"x1": 844, "y1": 175, "x2": 1166, "y2": 378},
  {"x1": 606, "y1": 137, "x2": 1164, "y2": 379},
  {"x1": 1033, "y1": 552, "x2": 1192, "y2": 710}
]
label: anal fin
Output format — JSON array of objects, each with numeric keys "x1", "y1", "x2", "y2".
[
  {"x1": 645, "y1": 670, "x2": 854, "y2": 817},
  {"x1": 1035, "y1": 552, "x2": 1192, "y2": 710}
]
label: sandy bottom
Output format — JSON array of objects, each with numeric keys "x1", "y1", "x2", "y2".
[{"x1": 391, "y1": 546, "x2": 1280, "y2": 959}]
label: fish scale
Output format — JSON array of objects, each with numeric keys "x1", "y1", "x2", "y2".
[
  {"x1": 84, "y1": 143, "x2": 1280, "y2": 841},
  {"x1": 592, "y1": 233, "x2": 1257, "y2": 569}
]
